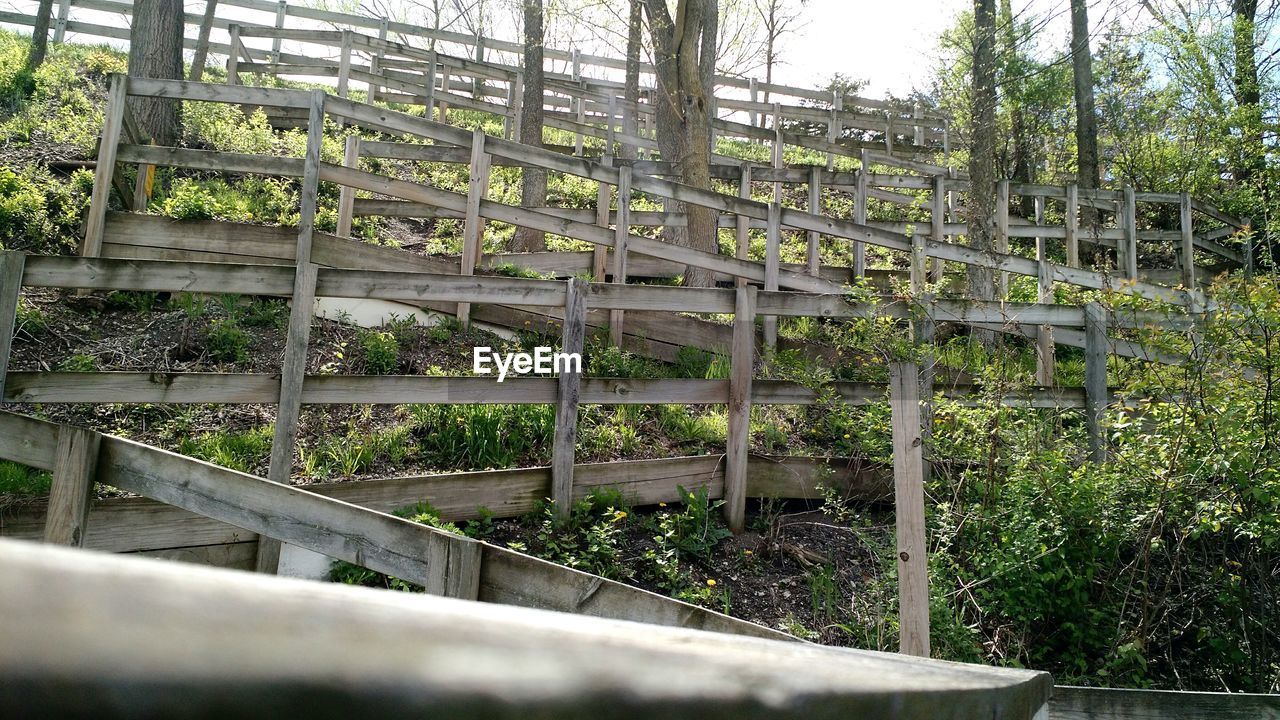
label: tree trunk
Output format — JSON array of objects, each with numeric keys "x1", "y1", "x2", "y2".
[
  {"x1": 1231, "y1": 0, "x2": 1265, "y2": 194},
  {"x1": 513, "y1": 0, "x2": 547, "y2": 252},
  {"x1": 621, "y1": 0, "x2": 643, "y2": 161},
  {"x1": 127, "y1": 0, "x2": 184, "y2": 145},
  {"x1": 643, "y1": 0, "x2": 718, "y2": 288},
  {"x1": 968, "y1": 0, "x2": 998, "y2": 314},
  {"x1": 25, "y1": 0, "x2": 55, "y2": 74},
  {"x1": 1070, "y1": 0, "x2": 1099, "y2": 194},
  {"x1": 1000, "y1": 0, "x2": 1034, "y2": 217}
]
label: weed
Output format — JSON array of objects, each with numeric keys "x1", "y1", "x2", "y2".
[
  {"x1": 205, "y1": 319, "x2": 250, "y2": 363},
  {"x1": 0, "y1": 460, "x2": 51, "y2": 496},
  {"x1": 178, "y1": 426, "x2": 272, "y2": 474},
  {"x1": 359, "y1": 329, "x2": 399, "y2": 374}
]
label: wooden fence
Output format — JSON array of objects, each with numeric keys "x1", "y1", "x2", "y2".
[{"x1": 0, "y1": 538, "x2": 1053, "y2": 719}]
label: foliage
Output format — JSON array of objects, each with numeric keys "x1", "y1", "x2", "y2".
[
  {"x1": 205, "y1": 318, "x2": 250, "y2": 363},
  {"x1": 0, "y1": 460, "x2": 51, "y2": 496},
  {"x1": 0, "y1": 165, "x2": 89, "y2": 253},
  {"x1": 358, "y1": 329, "x2": 399, "y2": 374},
  {"x1": 178, "y1": 426, "x2": 273, "y2": 474},
  {"x1": 405, "y1": 403, "x2": 555, "y2": 470}
]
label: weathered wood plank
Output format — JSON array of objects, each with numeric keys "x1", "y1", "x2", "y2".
[
  {"x1": 1050, "y1": 685, "x2": 1280, "y2": 720},
  {"x1": 41, "y1": 426, "x2": 101, "y2": 547},
  {"x1": 725, "y1": 285, "x2": 756, "y2": 533},
  {"x1": 890, "y1": 362, "x2": 929, "y2": 658},
  {"x1": 81, "y1": 74, "x2": 127, "y2": 259},
  {"x1": 551, "y1": 279, "x2": 586, "y2": 519},
  {"x1": 1085, "y1": 303, "x2": 1109, "y2": 463},
  {"x1": 0, "y1": 251, "x2": 24, "y2": 397}
]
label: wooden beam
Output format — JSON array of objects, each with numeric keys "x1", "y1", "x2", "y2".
[
  {"x1": 853, "y1": 166, "x2": 867, "y2": 278},
  {"x1": 0, "y1": 251, "x2": 24, "y2": 398},
  {"x1": 763, "y1": 202, "x2": 781, "y2": 351},
  {"x1": 735, "y1": 164, "x2": 752, "y2": 287},
  {"x1": 1065, "y1": 183, "x2": 1079, "y2": 268},
  {"x1": 188, "y1": 0, "x2": 219, "y2": 82},
  {"x1": 42, "y1": 426, "x2": 101, "y2": 547},
  {"x1": 890, "y1": 361, "x2": 929, "y2": 658},
  {"x1": 725, "y1": 285, "x2": 756, "y2": 533},
  {"x1": 551, "y1": 278, "x2": 587, "y2": 520},
  {"x1": 1084, "y1": 302, "x2": 1108, "y2": 463},
  {"x1": 807, "y1": 166, "x2": 821, "y2": 276},
  {"x1": 260, "y1": 90, "x2": 326, "y2": 574},
  {"x1": 1179, "y1": 192, "x2": 1195, "y2": 289},
  {"x1": 593, "y1": 157, "x2": 611, "y2": 281},
  {"x1": 458, "y1": 128, "x2": 491, "y2": 329},
  {"x1": 609, "y1": 166, "x2": 631, "y2": 347},
  {"x1": 81, "y1": 74, "x2": 127, "y2": 259},
  {"x1": 335, "y1": 134, "x2": 361, "y2": 238},
  {"x1": 1123, "y1": 186, "x2": 1138, "y2": 280}
]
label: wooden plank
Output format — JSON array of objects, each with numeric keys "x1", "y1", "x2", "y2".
[
  {"x1": 763, "y1": 202, "x2": 781, "y2": 350},
  {"x1": 0, "y1": 251, "x2": 24, "y2": 397},
  {"x1": 42, "y1": 426, "x2": 101, "y2": 547},
  {"x1": 551, "y1": 279, "x2": 587, "y2": 520},
  {"x1": 0, "y1": 539, "x2": 1051, "y2": 717},
  {"x1": 1036, "y1": 198, "x2": 1055, "y2": 388},
  {"x1": 1065, "y1": 183, "x2": 1079, "y2": 268},
  {"x1": 81, "y1": 74, "x2": 127, "y2": 259},
  {"x1": 1085, "y1": 302, "x2": 1108, "y2": 463},
  {"x1": 1123, "y1": 186, "x2": 1138, "y2": 280},
  {"x1": 807, "y1": 166, "x2": 821, "y2": 276},
  {"x1": 1180, "y1": 192, "x2": 1195, "y2": 289},
  {"x1": 735, "y1": 164, "x2": 753, "y2": 287},
  {"x1": 457, "y1": 128, "x2": 491, "y2": 328},
  {"x1": 335, "y1": 135, "x2": 361, "y2": 238},
  {"x1": 725, "y1": 285, "x2": 756, "y2": 533},
  {"x1": 609, "y1": 166, "x2": 631, "y2": 347},
  {"x1": 853, "y1": 166, "x2": 867, "y2": 277},
  {"x1": 258, "y1": 92, "x2": 326, "y2": 573},
  {"x1": 592, "y1": 157, "x2": 611, "y2": 281},
  {"x1": 1050, "y1": 685, "x2": 1280, "y2": 720},
  {"x1": 890, "y1": 361, "x2": 929, "y2": 658}
]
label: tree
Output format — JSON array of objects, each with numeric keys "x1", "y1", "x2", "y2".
[
  {"x1": 968, "y1": 0, "x2": 999, "y2": 308},
  {"x1": 642, "y1": 0, "x2": 720, "y2": 287},
  {"x1": 513, "y1": 0, "x2": 547, "y2": 252},
  {"x1": 25, "y1": 0, "x2": 55, "y2": 74},
  {"x1": 621, "y1": 0, "x2": 643, "y2": 161},
  {"x1": 127, "y1": 0, "x2": 184, "y2": 145},
  {"x1": 1070, "y1": 0, "x2": 1100, "y2": 195},
  {"x1": 752, "y1": 0, "x2": 807, "y2": 102}
]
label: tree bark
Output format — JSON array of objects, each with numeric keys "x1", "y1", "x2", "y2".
[
  {"x1": 127, "y1": 0, "x2": 184, "y2": 145},
  {"x1": 513, "y1": 0, "x2": 547, "y2": 252},
  {"x1": 25, "y1": 0, "x2": 55, "y2": 74},
  {"x1": 968, "y1": 0, "x2": 998, "y2": 314},
  {"x1": 621, "y1": 0, "x2": 643, "y2": 161},
  {"x1": 643, "y1": 0, "x2": 718, "y2": 288},
  {"x1": 1230, "y1": 0, "x2": 1265, "y2": 195},
  {"x1": 1070, "y1": 0, "x2": 1099, "y2": 194},
  {"x1": 1000, "y1": 0, "x2": 1033, "y2": 216}
]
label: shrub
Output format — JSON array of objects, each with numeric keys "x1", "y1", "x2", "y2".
[
  {"x1": 205, "y1": 319, "x2": 250, "y2": 363},
  {"x1": 359, "y1": 329, "x2": 399, "y2": 374},
  {"x1": 160, "y1": 179, "x2": 224, "y2": 221},
  {"x1": 59, "y1": 353, "x2": 97, "y2": 372},
  {"x1": 0, "y1": 460, "x2": 51, "y2": 496},
  {"x1": 178, "y1": 426, "x2": 272, "y2": 474},
  {"x1": 0, "y1": 165, "x2": 88, "y2": 253}
]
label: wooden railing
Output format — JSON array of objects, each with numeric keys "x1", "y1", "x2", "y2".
[{"x1": 0, "y1": 537, "x2": 1053, "y2": 718}]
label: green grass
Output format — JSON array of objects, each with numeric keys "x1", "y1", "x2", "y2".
[
  {"x1": 178, "y1": 426, "x2": 273, "y2": 474},
  {"x1": 0, "y1": 460, "x2": 51, "y2": 495}
]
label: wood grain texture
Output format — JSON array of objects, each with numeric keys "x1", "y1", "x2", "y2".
[
  {"x1": 725, "y1": 286, "x2": 756, "y2": 533},
  {"x1": 42, "y1": 425, "x2": 101, "y2": 547},
  {"x1": 1050, "y1": 685, "x2": 1280, "y2": 720},
  {"x1": 0, "y1": 251, "x2": 24, "y2": 396},
  {"x1": 890, "y1": 362, "x2": 929, "y2": 658},
  {"x1": 0, "y1": 540, "x2": 1050, "y2": 719},
  {"x1": 551, "y1": 278, "x2": 586, "y2": 519}
]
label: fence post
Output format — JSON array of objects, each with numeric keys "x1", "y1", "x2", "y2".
[
  {"x1": 0, "y1": 251, "x2": 25, "y2": 399},
  {"x1": 1243, "y1": 217, "x2": 1254, "y2": 280},
  {"x1": 593, "y1": 157, "x2": 612, "y2": 281},
  {"x1": 995, "y1": 179, "x2": 1009, "y2": 297},
  {"x1": 336, "y1": 135, "x2": 361, "y2": 238},
  {"x1": 43, "y1": 425, "x2": 102, "y2": 547},
  {"x1": 259, "y1": 90, "x2": 326, "y2": 575},
  {"x1": 852, "y1": 163, "x2": 867, "y2": 278},
  {"x1": 1036, "y1": 197, "x2": 1055, "y2": 387},
  {"x1": 508, "y1": 71, "x2": 524, "y2": 140},
  {"x1": 748, "y1": 78, "x2": 758, "y2": 130},
  {"x1": 735, "y1": 163, "x2": 752, "y2": 287},
  {"x1": 574, "y1": 96, "x2": 585, "y2": 156},
  {"x1": 551, "y1": 278, "x2": 587, "y2": 520},
  {"x1": 369, "y1": 18, "x2": 389, "y2": 104},
  {"x1": 458, "y1": 128, "x2": 491, "y2": 329},
  {"x1": 424, "y1": 50, "x2": 437, "y2": 118},
  {"x1": 270, "y1": 0, "x2": 286, "y2": 76},
  {"x1": 81, "y1": 74, "x2": 127, "y2": 260},
  {"x1": 609, "y1": 166, "x2": 632, "y2": 347},
  {"x1": 1084, "y1": 302, "x2": 1108, "y2": 463},
  {"x1": 825, "y1": 90, "x2": 840, "y2": 171},
  {"x1": 725, "y1": 284, "x2": 756, "y2": 533},
  {"x1": 337, "y1": 31, "x2": 353, "y2": 98},
  {"x1": 913, "y1": 103, "x2": 924, "y2": 146},
  {"x1": 771, "y1": 103, "x2": 783, "y2": 203},
  {"x1": 807, "y1": 165, "x2": 821, "y2": 277},
  {"x1": 473, "y1": 35, "x2": 485, "y2": 98},
  {"x1": 930, "y1": 174, "x2": 945, "y2": 284},
  {"x1": 763, "y1": 202, "x2": 781, "y2": 351},
  {"x1": 188, "y1": 0, "x2": 219, "y2": 81},
  {"x1": 53, "y1": 0, "x2": 72, "y2": 42},
  {"x1": 1123, "y1": 186, "x2": 1138, "y2": 280},
  {"x1": 1065, "y1": 183, "x2": 1080, "y2": 268},
  {"x1": 890, "y1": 361, "x2": 929, "y2": 658},
  {"x1": 1179, "y1": 192, "x2": 1196, "y2": 290},
  {"x1": 226, "y1": 24, "x2": 241, "y2": 86},
  {"x1": 910, "y1": 234, "x2": 926, "y2": 295}
]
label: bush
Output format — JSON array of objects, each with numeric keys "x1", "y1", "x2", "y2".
[
  {"x1": 160, "y1": 179, "x2": 225, "y2": 221},
  {"x1": 178, "y1": 426, "x2": 272, "y2": 474},
  {"x1": 0, "y1": 165, "x2": 88, "y2": 253},
  {"x1": 205, "y1": 319, "x2": 249, "y2": 363},
  {"x1": 359, "y1": 329, "x2": 399, "y2": 374}
]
